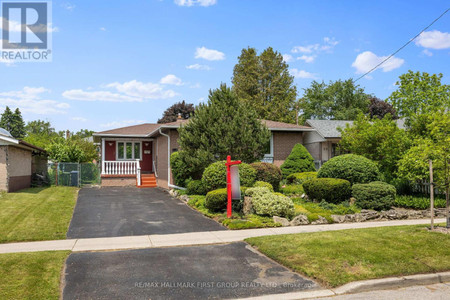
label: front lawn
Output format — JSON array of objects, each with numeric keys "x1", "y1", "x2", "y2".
[
  {"x1": 246, "y1": 225, "x2": 450, "y2": 287},
  {"x1": 0, "y1": 251, "x2": 69, "y2": 300},
  {"x1": 0, "y1": 187, "x2": 78, "y2": 243}
]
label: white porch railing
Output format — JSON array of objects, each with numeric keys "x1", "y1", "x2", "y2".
[{"x1": 102, "y1": 160, "x2": 140, "y2": 175}]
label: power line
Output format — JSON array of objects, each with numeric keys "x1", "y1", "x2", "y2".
[{"x1": 354, "y1": 7, "x2": 450, "y2": 82}]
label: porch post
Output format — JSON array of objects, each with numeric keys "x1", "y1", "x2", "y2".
[{"x1": 101, "y1": 138, "x2": 105, "y2": 174}]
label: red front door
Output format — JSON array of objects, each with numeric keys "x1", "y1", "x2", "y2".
[{"x1": 141, "y1": 141, "x2": 153, "y2": 172}]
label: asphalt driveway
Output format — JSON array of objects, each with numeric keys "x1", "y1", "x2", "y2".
[
  {"x1": 63, "y1": 242, "x2": 318, "y2": 299},
  {"x1": 67, "y1": 187, "x2": 225, "y2": 239}
]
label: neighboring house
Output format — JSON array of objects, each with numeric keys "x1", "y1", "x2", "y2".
[
  {"x1": 304, "y1": 118, "x2": 406, "y2": 165},
  {"x1": 93, "y1": 118, "x2": 314, "y2": 189},
  {"x1": 0, "y1": 128, "x2": 48, "y2": 192}
]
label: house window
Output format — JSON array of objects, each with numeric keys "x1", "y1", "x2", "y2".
[{"x1": 117, "y1": 142, "x2": 142, "y2": 160}]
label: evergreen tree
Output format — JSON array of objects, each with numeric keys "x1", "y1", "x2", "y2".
[
  {"x1": 157, "y1": 100, "x2": 195, "y2": 123},
  {"x1": 0, "y1": 106, "x2": 26, "y2": 138},
  {"x1": 178, "y1": 84, "x2": 271, "y2": 179},
  {"x1": 232, "y1": 47, "x2": 297, "y2": 123}
]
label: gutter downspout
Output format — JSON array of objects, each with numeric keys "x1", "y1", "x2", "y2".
[{"x1": 159, "y1": 128, "x2": 185, "y2": 190}]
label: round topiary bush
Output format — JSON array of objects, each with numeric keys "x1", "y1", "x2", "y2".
[
  {"x1": 202, "y1": 161, "x2": 256, "y2": 192},
  {"x1": 317, "y1": 154, "x2": 380, "y2": 185},
  {"x1": 251, "y1": 192, "x2": 295, "y2": 218},
  {"x1": 253, "y1": 181, "x2": 274, "y2": 192},
  {"x1": 303, "y1": 178, "x2": 351, "y2": 204},
  {"x1": 186, "y1": 180, "x2": 207, "y2": 195},
  {"x1": 286, "y1": 172, "x2": 317, "y2": 185},
  {"x1": 250, "y1": 162, "x2": 282, "y2": 191},
  {"x1": 204, "y1": 188, "x2": 227, "y2": 212},
  {"x1": 280, "y1": 144, "x2": 316, "y2": 178},
  {"x1": 352, "y1": 181, "x2": 396, "y2": 211},
  {"x1": 245, "y1": 186, "x2": 271, "y2": 197}
]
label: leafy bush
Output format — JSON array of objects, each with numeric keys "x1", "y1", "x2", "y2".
[
  {"x1": 252, "y1": 193, "x2": 295, "y2": 218},
  {"x1": 286, "y1": 172, "x2": 317, "y2": 184},
  {"x1": 186, "y1": 180, "x2": 206, "y2": 195},
  {"x1": 202, "y1": 161, "x2": 256, "y2": 192},
  {"x1": 250, "y1": 162, "x2": 282, "y2": 191},
  {"x1": 205, "y1": 188, "x2": 228, "y2": 212},
  {"x1": 317, "y1": 154, "x2": 380, "y2": 185},
  {"x1": 352, "y1": 181, "x2": 396, "y2": 211},
  {"x1": 170, "y1": 151, "x2": 191, "y2": 187},
  {"x1": 245, "y1": 186, "x2": 271, "y2": 197},
  {"x1": 303, "y1": 178, "x2": 351, "y2": 204},
  {"x1": 395, "y1": 194, "x2": 446, "y2": 210},
  {"x1": 280, "y1": 144, "x2": 316, "y2": 178},
  {"x1": 280, "y1": 184, "x2": 304, "y2": 196},
  {"x1": 253, "y1": 181, "x2": 274, "y2": 192}
]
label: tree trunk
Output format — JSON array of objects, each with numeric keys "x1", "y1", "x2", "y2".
[{"x1": 446, "y1": 187, "x2": 449, "y2": 229}]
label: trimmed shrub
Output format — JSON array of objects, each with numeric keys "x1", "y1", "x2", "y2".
[
  {"x1": 170, "y1": 151, "x2": 190, "y2": 187},
  {"x1": 252, "y1": 193, "x2": 295, "y2": 218},
  {"x1": 186, "y1": 180, "x2": 206, "y2": 195},
  {"x1": 280, "y1": 144, "x2": 316, "y2": 178},
  {"x1": 202, "y1": 161, "x2": 256, "y2": 192},
  {"x1": 317, "y1": 154, "x2": 380, "y2": 185},
  {"x1": 245, "y1": 186, "x2": 271, "y2": 197},
  {"x1": 205, "y1": 188, "x2": 227, "y2": 212},
  {"x1": 250, "y1": 162, "x2": 282, "y2": 191},
  {"x1": 303, "y1": 178, "x2": 351, "y2": 204},
  {"x1": 286, "y1": 172, "x2": 317, "y2": 185},
  {"x1": 352, "y1": 181, "x2": 396, "y2": 211},
  {"x1": 253, "y1": 181, "x2": 274, "y2": 192},
  {"x1": 280, "y1": 184, "x2": 304, "y2": 196}
]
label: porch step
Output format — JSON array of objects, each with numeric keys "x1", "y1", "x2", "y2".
[{"x1": 137, "y1": 173, "x2": 157, "y2": 188}]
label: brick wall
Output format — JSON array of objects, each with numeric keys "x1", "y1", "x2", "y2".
[
  {"x1": 101, "y1": 177, "x2": 136, "y2": 187},
  {"x1": 8, "y1": 146, "x2": 31, "y2": 177},
  {"x1": 273, "y1": 132, "x2": 303, "y2": 167}
]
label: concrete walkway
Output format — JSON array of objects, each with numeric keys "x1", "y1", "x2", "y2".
[{"x1": 0, "y1": 218, "x2": 443, "y2": 254}]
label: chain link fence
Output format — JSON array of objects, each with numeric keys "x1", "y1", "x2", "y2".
[{"x1": 48, "y1": 162, "x2": 101, "y2": 187}]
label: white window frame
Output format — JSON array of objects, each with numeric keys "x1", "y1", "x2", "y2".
[{"x1": 116, "y1": 141, "x2": 142, "y2": 161}]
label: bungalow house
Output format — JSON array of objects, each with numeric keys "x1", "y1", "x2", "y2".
[
  {"x1": 93, "y1": 119, "x2": 314, "y2": 189},
  {"x1": 0, "y1": 128, "x2": 48, "y2": 192},
  {"x1": 304, "y1": 119, "x2": 406, "y2": 166}
]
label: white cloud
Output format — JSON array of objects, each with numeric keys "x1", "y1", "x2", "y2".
[
  {"x1": 160, "y1": 74, "x2": 183, "y2": 86},
  {"x1": 190, "y1": 83, "x2": 201, "y2": 88},
  {"x1": 292, "y1": 44, "x2": 319, "y2": 54},
  {"x1": 64, "y1": 80, "x2": 179, "y2": 102},
  {"x1": 0, "y1": 87, "x2": 70, "y2": 115},
  {"x1": 63, "y1": 89, "x2": 142, "y2": 102},
  {"x1": 422, "y1": 49, "x2": 433, "y2": 57},
  {"x1": 186, "y1": 63, "x2": 212, "y2": 70},
  {"x1": 290, "y1": 68, "x2": 317, "y2": 79},
  {"x1": 100, "y1": 120, "x2": 146, "y2": 129},
  {"x1": 282, "y1": 54, "x2": 294, "y2": 62},
  {"x1": 100, "y1": 27, "x2": 107, "y2": 32},
  {"x1": 352, "y1": 51, "x2": 404, "y2": 74},
  {"x1": 415, "y1": 30, "x2": 450, "y2": 50},
  {"x1": 0, "y1": 18, "x2": 58, "y2": 33},
  {"x1": 0, "y1": 57, "x2": 14, "y2": 66},
  {"x1": 61, "y1": 2, "x2": 75, "y2": 11},
  {"x1": 195, "y1": 46, "x2": 225, "y2": 61},
  {"x1": 72, "y1": 117, "x2": 87, "y2": 122},
  {"x1": 174, "y1": 0, "x2": 217, "y2": 7},
  {"x1": 297, "y1": 55, "x2": 315, "y2": 63},
  {"x1": 107, "y1": 80, "x2": 178, "y2": 99}
]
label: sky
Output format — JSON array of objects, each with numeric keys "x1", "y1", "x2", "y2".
[{"x1": 0, "y1": 0, "x2": 449, "y2": 132}]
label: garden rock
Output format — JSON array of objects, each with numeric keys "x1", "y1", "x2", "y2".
[
  {"x1": 243, "y1": 196, "x2": 254, "y2": 215},
  {"x1": 179, "y1": 195, "x2": 189, "y2": 203},
  {"x1": 273, "y1": 216, "x2": 290, "y2": 226},
  {"x1": 360, "y1": 209, "x2": 379, "y2": 221},
  {"x1": 331, "y1": 214, "x2": 345, "y2": 223},
  {"x1": 290, "y1": 214, "x2": 309, "y2": 226},
  {"x1": 311, "y1": 216, "x2": 328, "y2": 225},
  {"x1": 381, "y1": 209, "x2": 408, "y2": 220}
]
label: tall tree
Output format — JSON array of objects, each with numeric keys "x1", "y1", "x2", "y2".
[
  {"x1": 388, "y1": 71, "x2": 450, "y2": 118},
  {"x1": 157, "y1": 100, "x2": 195, "y2": 124},
  {"x1": 23, "y1": 120, "x2": 58, "y2": 149},
  {"x1": 0, "y1": 106, "x2": 26, "y2": 139},
  {"x1": 178, "y1": 84, "x2": 271, "y2": 179},
  {"x1": 232, "y1": 47, "x2": 297, "y2": 123},
  {"x1": 368, "y1": 97, "x2": 397, "y2": 119},
  {"x1": 300, "y1": 79, "x2": 370, "y2": 121}
]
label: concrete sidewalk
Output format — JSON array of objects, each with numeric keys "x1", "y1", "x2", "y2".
[{"x1": 0, "y1": 218, "x2": 444, "y2": 254}]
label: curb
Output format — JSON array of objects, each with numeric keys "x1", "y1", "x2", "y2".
[{"x1": 236, "y1": 271, "x2": 450, "y2": 299}]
